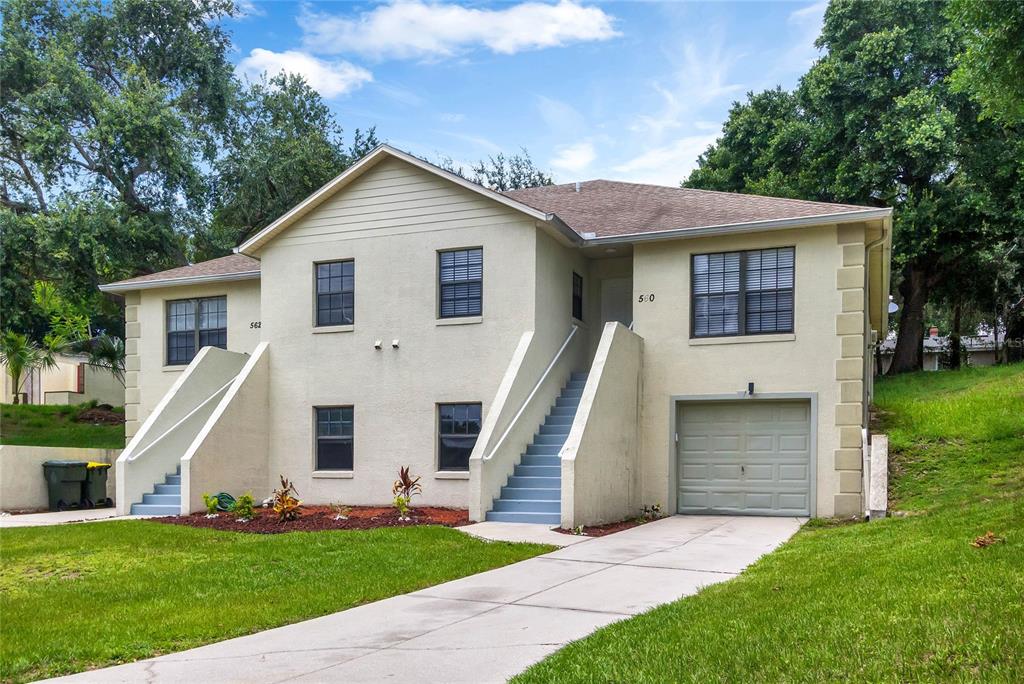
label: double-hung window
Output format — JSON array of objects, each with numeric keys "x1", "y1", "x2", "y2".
[
  {"x1": 438, "y1": 403, "x2": 481, "y2": 471},
  {"x1": 692, "y1": 247, "x2": 794, "y2": 337},
  {"x1": 316, "y1": 260, "x2": 355, "y2": 326},
  {"x1": 439, "y1": 248, "x2": 482, "y2": 318},
  {"x1": 572, "y1": 272, "x2": 584, "y2": 321},
  {"x1": 315, "y1": 406, "x2": 353, "y2": 470},
  {"x1": 166, "y1": 296, "x2": 227, "y2": 365}
]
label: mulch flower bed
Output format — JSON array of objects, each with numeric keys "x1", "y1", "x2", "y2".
[
  {"x1": 156, "y1": 505, "x2": 469, "y2": 534},
  {"x1": 556, "y1": 517, "x2": 663, "y2": 537},
  {"x1": 76, "y1": 406, "x2": 124, "y2": 425}
]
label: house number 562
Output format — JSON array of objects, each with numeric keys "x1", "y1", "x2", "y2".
[
  {"x1": 250, "y1": 321, "x2": 261, "y2": 329},
  {"x1": 637, "y1": 293, "x2": 655, "y2": 303}
]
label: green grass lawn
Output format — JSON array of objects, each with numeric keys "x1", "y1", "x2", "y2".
[
  {"x1": 0, "y1": 402, "x2": 124, "y2": 448},
  {"x1": 516, "y1": 363, "x2": 1024, "y2": 683},
  {"x1": 0, "y1": 522, "x2": 550, "y2": 683}
]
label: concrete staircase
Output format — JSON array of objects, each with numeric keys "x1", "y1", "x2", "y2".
[
  {"x1": 485, "y1": 372, "x2": 586, "y2": 525},
  {"x1": 130, "y1": 466, "x2": 181, "y2": 516}
]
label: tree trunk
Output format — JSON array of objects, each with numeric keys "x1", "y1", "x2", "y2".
[
  {"x1": 889, "y1": 264, "x2": 930, "y2": 374},
  {"x1": 949, "y1": 300, "x2": 962, "y2": 370}
]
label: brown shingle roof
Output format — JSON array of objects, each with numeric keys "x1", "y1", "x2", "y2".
[
  {"x1": 100, "y1": 254, "x2": 260, "y2": 292},
  {"x1": 503, "y1": 180, "x2": 873, "y2": 238}
]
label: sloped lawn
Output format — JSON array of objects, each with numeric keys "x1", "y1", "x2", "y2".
[
  {"x1": 0, "y1": 402, "x2": 124, "y2": 448},
  {"x1": 516, "y1": 363, "x2": 1024, "y2": 683},
  {"x1": 0, "y1": 522, "x2": 550, "y2": 683}
]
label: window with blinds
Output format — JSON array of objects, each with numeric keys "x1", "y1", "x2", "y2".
[
  {"x1": 439, "y1": 248, "x2": 483, "y2": 318},
  {"x1": 166, "y1": 296, "x2": 227, "y2": 365},
  {"x1": 692, "y1": 247, "x2": 795, "y2": 338}
]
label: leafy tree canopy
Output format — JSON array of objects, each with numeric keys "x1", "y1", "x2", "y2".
[
  {"x1": 947, "y1": 0, "x2": 1024, "y2": 124},
  {"x1": 439, "y1": 148, "x2": 553, "y2": 191}
]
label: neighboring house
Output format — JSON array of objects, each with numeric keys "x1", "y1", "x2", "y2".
[
  {"x1": 1, "y1": 352, "x2": 124, "y2": 406},
  {"x1": 101, "y1": 145, "x2": 892, "y2": 526},
  {"x1": 878, "y1": 328, "x2": 1001, "y2": 373}
]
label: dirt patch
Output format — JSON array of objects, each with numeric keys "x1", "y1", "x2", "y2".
[
  {"x1": 557, "y1": 517, "x2": 662, "y2": 537},
  {"x1": 75, "y1": 406, "x2": 124, "y2": 425},
  {"x1": 156, "y1": 505, "x2": 469, "y2": 534}
]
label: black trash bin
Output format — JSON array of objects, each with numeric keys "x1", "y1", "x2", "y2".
[
  {"x1": 42, "y1": 460, "x2": 88, "y2": 511},
  {"x1": 83, "y1": 463, "x2": 113, "y2": 508}
]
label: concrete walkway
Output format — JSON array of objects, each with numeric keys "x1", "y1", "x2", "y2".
[
  {"x1": 0, "y1": 508, "x2": 123, "y2": 528},
  {"x1": 43, "y1": 515, "x2": 804, "y2": 684}
]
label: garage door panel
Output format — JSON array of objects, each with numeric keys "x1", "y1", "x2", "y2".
[{"x1": 677, "y1": 400, "x2": 811, "y2": 516}]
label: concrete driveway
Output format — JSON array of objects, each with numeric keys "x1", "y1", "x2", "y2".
[{"x1": 43, "y1": 515, "x2": 804, "y2": 684}]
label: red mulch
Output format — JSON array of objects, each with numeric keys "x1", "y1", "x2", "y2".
[
  {"x1": 76, "y1": 406, "x2": 124, "y2": 425},
  {"x1": 156, "y1": 505, "x2": 470, "y2": 534},
  {"x1": 557, "y1": 517, "x2": 663, "y2": 537}
]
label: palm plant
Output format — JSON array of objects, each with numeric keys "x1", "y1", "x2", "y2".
[
  {"x1": 79, "y1": 334, "x2": 126, "y2": 384},
  {"x1": 0, "y1": 331, "x2": 61, "y2": 404}
]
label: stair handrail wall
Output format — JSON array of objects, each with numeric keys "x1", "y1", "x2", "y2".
[
  {"x1": 469, "y1": 325, "x2": 583, "y2": 521},
  {"x1": 115, "y1": 347, "x2": 250, "y2": 515},
  {"x1": 559, "y1": 322, "x2": 643, "y2": 529},
  {"x1": 180, "y1": 342, "x2": 270, "y2": 514}
]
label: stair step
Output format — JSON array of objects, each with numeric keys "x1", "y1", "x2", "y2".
[
  {"x1": 570, "y1": 372, "x2": 589, "y2": 382},
  {"x1": 130, "y1": 503, "x2": 179, "y2": 516},
  {"x1": 142, "y1": 493, "x2": 180, "y2": 505},
  {"x1": 534, "y1": 434, "x2": 567, "y2": 446},
  {"x1": 545, "y1": 413, "x2": 575, "y2": 425},
  {"x1": 154, "y1": 483, "x2": 181, "y2": 495},
  {"x1": 175, "y1": 465, "x2": 181, "y2": 475},
  {"x1": 560, "y1": 388, "x2": 584, "y2": 399},
  {"x1": 485, "y1": 511, "x2": 561, "y2": 525},
  {"x1": 539, "y1": 423, "x2": 571, "y2": 436},
  {"x1": 501, "y1": 486, "x2": 560, "y2": 501},
  {"x1": 507, "y1": 475, "x2": 561, "y2": 488},
  {"x1": 564, "y1": 381, "x2": 586, "y2": 391},
  {"x1": 521, "y1": 454, "x2": 560, "y2": 466},
  {"x1": 550, "y1": 406, "x2": 578, "y2": 417},
  {"x1": 555, "y1": 397, "x2": 580, "y2": 408},
  {"x1": 527, "y1": 444, "x2": 561, "y2": 456},
  {"x1": 514, "y1": 464, "x2": 561, "y2": 477},
  {"x1": 491, "y1": 499, "x2": 561, "y2": 513},
  {"x1": 164, "y1": 474, "x2": 181, "y2": 485}
]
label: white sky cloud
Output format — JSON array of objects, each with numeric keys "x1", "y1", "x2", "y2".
[
  {"x1": 551, "y1": 141, "x2": 596, "y2": 174},
  {"x1": 612, "y1": 132, "x2": 720, "y2": 186},
  {"x1": 236, "y1": 49, "x2": 373, "y2": 98},
  {"x1": 299, "y1": 0, "x2": 619, "y2": 59}
]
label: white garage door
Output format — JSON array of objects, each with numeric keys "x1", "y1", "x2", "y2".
[{"x1": 677, "y1": 400, "x2": 812, "y2": 516}]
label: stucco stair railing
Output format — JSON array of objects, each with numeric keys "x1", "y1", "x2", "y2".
[
  {"x1": 116, "y1": 346, "x2": 252, "y2": 516},
  {"x1": 559, "y1": 322, "x2": 644, "y2": 530},
  {"x1": 469, "y1": 325, "x2": 585, "y2": 522}
]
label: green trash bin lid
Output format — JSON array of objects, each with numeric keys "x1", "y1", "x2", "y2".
[{"x1": 42, "y1": 460, "x2": 89, "y2": 467}]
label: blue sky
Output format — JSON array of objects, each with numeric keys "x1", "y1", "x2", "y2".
[{"x1": 229, "y1": 1, "x2": 827, "y2": 186}]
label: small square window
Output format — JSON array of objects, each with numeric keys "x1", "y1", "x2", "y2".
[
  {"x1": 166, "y1": 296, "x2": 226, "y2": 365},
  {"x1": 315, "y1": 406, "x2": 353, "y2": 470},
  {"x1": 438, "y1": 403, "x2": 481, "y2": 471},
  {"x1": 439, "y1": 249, "x2": 482, "y2": 318}
]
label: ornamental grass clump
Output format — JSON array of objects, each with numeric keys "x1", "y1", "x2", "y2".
[{"x1": 392, "y1": 466, "x2": 422, "y2": 522}]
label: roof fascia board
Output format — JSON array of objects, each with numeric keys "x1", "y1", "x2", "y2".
[
  {"x1": 99, "y1": 270, "x2": 261, "y2": 293},
  {"x1": 236, "y1": 144, "x2": 557, "y2": 255},
  {"x1": 582, "y1": 207, "x2": 893, "y2": 246}
]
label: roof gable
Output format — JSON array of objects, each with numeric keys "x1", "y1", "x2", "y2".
[{"x1": 236, "y1": 145, "x2": 554, "y2": 255}]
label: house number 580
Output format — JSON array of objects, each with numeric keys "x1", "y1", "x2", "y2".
[{"x1": 637, "y1": 293, "x2": 655, "y2": 303}]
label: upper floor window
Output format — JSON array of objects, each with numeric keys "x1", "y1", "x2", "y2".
[
  {"x1": 439, "y1": 248, "x2": 482, "y2": 318},
  {"x1": 166, "y1": 296, "x2": 226, "y2": 365},
  {"x1": 316, "y1": 260, "x2": 355, "y2": 326},
  {"x1": 692, "y1": 247, "x2": 794, "y2": 338},
  {"x1": 572, "y1": 272, "x2": 583, "y2": 321}
]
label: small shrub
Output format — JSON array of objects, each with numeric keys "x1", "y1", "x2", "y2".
[
  {"x1": 271, "y1": 475, "x2": 302, "y2": 522},
  {"x1": 637, "y1": 503, "x2": 662, "y2": 523},
  {"x1": 392, "y1": 466, "x2": 422, "y2": 521},
  {"x1": 202, "y1": 493, "x2": 220, "y2": 518},
  {"x1": 330, "y1": 502, "x2": 351, "y2": 520},
  {"x1": 233, "y1": 493, "x2": 256, "y2": 522}
]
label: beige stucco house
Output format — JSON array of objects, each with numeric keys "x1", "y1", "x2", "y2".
[{"x1": 101, "y1": 145, "x2": 892, "y2": 526}]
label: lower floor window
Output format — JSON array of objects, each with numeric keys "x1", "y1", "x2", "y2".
[
  {"x1": 316, "y1": 406, "x2": 353, "y2": 470},
  {"x1": 438, "y1": 403, "x2": 481, "y2": 471}
]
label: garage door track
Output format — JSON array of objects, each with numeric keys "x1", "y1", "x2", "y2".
[{"x1": 44, "y1": 515, "x2": 804, "y2": 683}]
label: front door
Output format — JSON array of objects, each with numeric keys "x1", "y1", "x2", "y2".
[{"x1": 600, "y1": 277, "x2": 632, "y2": 327}]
